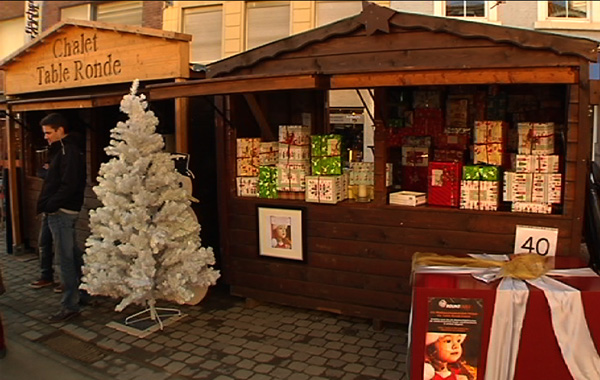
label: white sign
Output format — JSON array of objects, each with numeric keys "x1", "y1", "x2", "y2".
[
  {"x1": 24, "y1": 1, "x2": 42, "y2": 41},
  {"x1": 514, "y1": 225, "x2": 558, "y2": 256}
]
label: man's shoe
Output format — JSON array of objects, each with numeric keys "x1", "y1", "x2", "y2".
[
  {"x1": 30, "y1": 279, "x2": 54, "y2": 289},
  {"x1": 53, "y1": 284, "x2": 64, "y2": 293},
  {"x1": 48, "y1": 309, "x2": 80, "y2": 323}
]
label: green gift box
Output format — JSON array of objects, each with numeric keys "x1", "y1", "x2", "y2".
[
  {"x1": 463, "y1": 165, "x2": 501, "y2": 181},
  {"x1": 311, "y1": 134, "x2": 342, "y2": 175},
  {"x1": 311, "y1": 156, "x2": 342, "y2": 176},
  {"x1": 258, "y1": 166, "x2": 278, "y2": 199}
]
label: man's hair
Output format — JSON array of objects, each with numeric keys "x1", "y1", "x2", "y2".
[{"x1": 40, "y1": 113, "x2": 69, "y2": 133}]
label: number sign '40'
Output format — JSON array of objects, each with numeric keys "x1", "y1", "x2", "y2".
[{"x1": 514, "y1": 225, "x2": 558, "y2": 256}]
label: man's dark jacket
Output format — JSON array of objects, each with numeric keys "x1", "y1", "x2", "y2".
[{"x1": 36, "y1": 133, "x2": 86, "y2": 214}]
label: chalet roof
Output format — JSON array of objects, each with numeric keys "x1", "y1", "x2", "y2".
[
  {"x1": 206, "y1": 2, "x2": 600, "y2": 79},
  {"x1": 0, "y1": 19, "x2": 192, "y2": 69}
]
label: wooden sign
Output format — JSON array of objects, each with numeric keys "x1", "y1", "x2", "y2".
[{"x1": 2, "y1": 22, "x2": 190, "y2": 95}]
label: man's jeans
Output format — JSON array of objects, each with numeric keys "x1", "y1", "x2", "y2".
[
  {"x1": 38, "y1": 214, "x2": 55, "y2": 282},
  {"x1": 47, "y1": 211, "x2": 82, "y2": 312}
]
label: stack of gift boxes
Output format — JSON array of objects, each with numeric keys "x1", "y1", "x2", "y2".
[
  {"x1": 460, "y1": 165, "x2": 501, "y2": 210},
  {"x1": 258, "y1": 141, "x2": 279, "y2": 199},
  {"x1": 236, "y1": 138, "x2": 260, "y2": 197},
  {"x1": 401, "y1": 136, "x2": 431, "y2": 192},
  {"x1": 305, "y1": 134, "x2": 348, "y2": 204},
  {"x1": 503, "y1": 122, "x2": 561, "y2": 214},
  {"x1": 277, "y1": 125, "x2": 311, "y2": 199}
]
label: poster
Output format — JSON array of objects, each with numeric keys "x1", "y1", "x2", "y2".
[{"x1": 424, "y1": 297, "x2": 483, "y2": 380}]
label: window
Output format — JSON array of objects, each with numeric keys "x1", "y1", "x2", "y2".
[
  {"x1": 316, "y1": 1, "x2": 363, "y2": 27},
  {"x1": 548, "y1": 1, "x2": 587, "y2": 18},
  {"x1": 446, "y1": 1, "x2": 485, "y2": 17},
  {"x1": 61, "y1": 1, "x2": 142, "y2": 26},
  {"x1": 0, "y1": 17, "x2": 25, "y2": 60},
  {"x1": 433, "y1": 1, "x2": 499, "y2": 23},
  {"x1": 96, "y1": 1, "x2": 143, "y2": 26},
  {"x1": 246, "y1": 1, "x2": 290, "y2": 50},
  {"x1": 184, "y1": 6, "x2": 223, "y2": 64},
  {"x1": 536, "y1": 1, "x2": 600, "y2": 29},
  {"x1": 61, "y1": 4, "x2": 91, "y2": 21}
]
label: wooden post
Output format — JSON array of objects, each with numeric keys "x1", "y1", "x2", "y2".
[
  {"x1": 5, "y1": 109, "x2": 22, "y2": 251},
  {"x1": 175, "y1": 78, "x2": 189, "y2": 153}
]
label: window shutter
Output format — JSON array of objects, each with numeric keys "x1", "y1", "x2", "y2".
[
  {"x1": 316, "y1": 1, "x2": 363, "y2": 27},
  {"x1": 184, "y1": 6, "x2": 223, "y2": 63},
  {"x1": 61, "y1": 4, "x2": 91, "y2": 21},
  {"x1": 96, "y1": 1, "x2": 143, "y2": 26},
  {"x1": 246, "y1": 1, "x2": 290, "y2": 50}
]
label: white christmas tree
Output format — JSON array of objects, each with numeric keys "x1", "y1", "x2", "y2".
[{"x1": 81, "y1": 80, "x2": 220, "y2": 313}]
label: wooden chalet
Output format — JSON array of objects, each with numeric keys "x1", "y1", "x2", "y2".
[
  {"x1": 0, "y1": 20, "x2": 192, "y2": 252},
  {"x1": 148, "y1": 3, "x2": 600, "y2": 324}
]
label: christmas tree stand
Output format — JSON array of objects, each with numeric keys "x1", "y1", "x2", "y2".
[
  {"x1": 107, "y1": 300, "x2": 186, "y2": 338},
  {"x1": 125, "y1": 303, "x2": 182, "y2": 331}
]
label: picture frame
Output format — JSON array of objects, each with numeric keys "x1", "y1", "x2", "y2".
[{"x1": 257, "y1": 205, "x2": 305, "y2": 261}]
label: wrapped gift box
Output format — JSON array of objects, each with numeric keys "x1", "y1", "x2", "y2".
[
  {"x1": 434, "y1": 149, "x2": 466, "y2": 163},
  {"x1": 434, "y1": 133, "x2": 469, "y2": 150},
  {"x1": 278, "y1": 143, "x2": 310, "y2": 162},
  {"x1": 460, "y1": 180, "x2": 500, "y2": 211},
  {"x1": 311, "y1": 134, "x2": 343, "y2": 175},
  {"x1": 236, "y1": 176, "x2": 258, "y2": 197},
  {"x1": 278, "y1": 125, "x2": 311, "y2": 146},
  {"x1": 473, "y1": 121, "x2": 507, "y2": 166},
  {"x1": 428, "y1": 161, "x2": 462, "y2": 207},
  {"x1": 276, "y1": 162, "x2": 310, "y2": 192},
  {"x1": 258, "y1": 166, "x2": 278, "y2": 199},
  {"x1": 410, "y1": 257, "x2": 600, "y2": 380},
  {"x1": 389, "y1": 190, "x2": 426, "y2": 206},
  {"x1": 305, "y1": 175, "x2": 344, "y2": 204},
  {"x1": 460, "y1": 165, "x2": 501, "y2": 211},
  {"x1": 413, "y1": 108, "x2": 444, "y2": 136},
  {"x1": 386, "y1": 163, "x2": 393, "y2": 187},
  {"x1": 236, "y1": 137, "x2": 261, "y2": 158},
  {"x1": 237, "y1": 137, "x2": 261, "y2": 177},
  {"x1": 236, "y1": 157, "x2": 260, "y2": 177},
  {"x1": 402, "y1": 147, "x2": 430, "y2": 167},
  {"x1": 511, "y1": 201, "x2": 553, "y2": 214},
  {"x1": 413, "y1": 90, "x2": 442, "y2": 109},
  {"x1": 515, "y1": 154, "x2": 559, "y2": 173},
  {"x1": 402, "y1": 166, "x2": 429, "y2": 192},
  {"x1": 403, "y1": 135, "x2": 432, "y2": 147},
  {"x1": 349, "y1": 162, "x2": 374, "y2": 186},
  {"x1": 259, "y1": 142, "x2": 279, "y2": 166},
  {"x1": 517, "y1": 122, "x2": 555, "y2": 155},
  {"x1": 532, "y1": 173, "x2": 562, "y2": 204},
  {"x1": 503, "y1": 172, "x2": 533, "y2": 202},
  {"x1": 445, "y1": 98, "x2": 469, "y2": 134}
]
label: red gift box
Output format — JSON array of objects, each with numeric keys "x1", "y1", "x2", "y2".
[
  {"x1": 414, "y1": 108, "x2": 444, "y2": 136},
  {"x1": 433, "y1": 149, "x2": 466, "y2": 163},
  {"x1": 410, "y1": 257, "x2": 600, "y2": 380},
  {"x1": 402, "y1": 166, "x2": 428, "y2": 192},
  {"x1": 428, "y1": 161, "x2": 462, "y2": 207}
]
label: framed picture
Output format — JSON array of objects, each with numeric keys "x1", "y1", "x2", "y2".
[{"x1": 257, "y1": 205, "x2": 305, "y2": 261}]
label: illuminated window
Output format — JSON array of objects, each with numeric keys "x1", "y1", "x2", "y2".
[
  {"x1": 536, "y1": 1, "x2": 600, "y2": 29},
  {"x1": 184, "y1": 6, "x2": 223, "y2": 63}
]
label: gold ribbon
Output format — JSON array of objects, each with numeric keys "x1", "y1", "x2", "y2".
[{"x1": 412, "y1": 252, "x2": 550, "y2": 280}]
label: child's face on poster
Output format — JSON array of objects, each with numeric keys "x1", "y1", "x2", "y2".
[{"x1": 435, "y1": 334, "x2": 464, "y2": 363}]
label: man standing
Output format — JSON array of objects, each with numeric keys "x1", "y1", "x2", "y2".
[{"x1": 36, "y1": 113, "x2": 86, "y2": 322}]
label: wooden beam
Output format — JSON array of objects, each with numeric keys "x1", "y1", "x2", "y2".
[
  {"x1": 149, "y1": 74, "x2": 329, "y2": 100},
  {"x1": 11, "y1": 99, "x2": 94, "y2": 112},
  {"x1": 331, "y1": 67, "x2": 579, "y2": 88},
  {"x1": 175, "y1": 78, "x2": 189, "y2": 153},
  {"x1": 243, "y1": 94, "x2": 275, "y2": 141},
  {"x1": 591, "y1": 80, "x2": 600, "y2": 105},
  {"x1": 5, "y1": 110, "x2": 22, "y2": 247}
]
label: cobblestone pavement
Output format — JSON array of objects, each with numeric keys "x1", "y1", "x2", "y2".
[{"x1": 0, "y1": 246, "x2": 408, "y2": 380}]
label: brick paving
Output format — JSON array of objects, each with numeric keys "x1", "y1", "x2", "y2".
[{"x1": 0, "y1": 241, "x2": 408, "y2": 380}]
